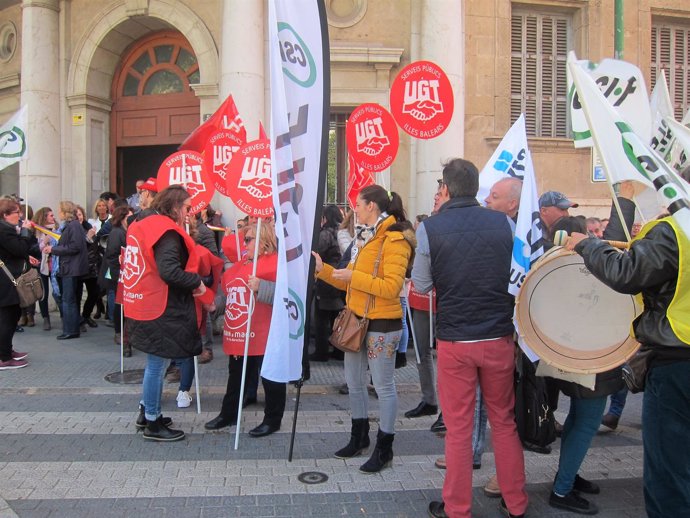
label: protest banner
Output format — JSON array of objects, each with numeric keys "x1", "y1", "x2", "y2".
[
  {"x1": 225, "y1": 139, "x2": 274, "y2": 218},
  {"x1": 157, "y1": 150, "x2": 213, "y2": 215},
  {"x1": 204, "y1": 130, "x2": 245, "y2": 198},
  {"x1": 0, "y1": 106, "x2": 28, "y2": 171},
  {"x1": 347, "y1": 154, "x2": 375, "y2": 210},
  {"x1": 179, "y1": 94, "x2": 247, "y2": 152},
  {"x1": 346, "y1": 103, "x2": 399, "y2": 173}
]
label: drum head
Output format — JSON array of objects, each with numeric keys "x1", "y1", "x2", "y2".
[{"x1": 515, "y1": 248, "x2": 641, "y2": 374}]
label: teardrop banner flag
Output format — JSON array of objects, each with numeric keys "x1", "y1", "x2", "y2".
[
  {"x1": 204, "y1": 130, "x2": 245, "y2": 198},
  {"x1": 157, "y1": 150, "x2": 213, "y2": 215},
  {"x1": 346, "y1": 103, "x2": 399, "y2": 173},
  {"x1": 225, "y1": 138, "x2": 274, "y2": 218},
  {"x1": 389, "y1": 60, "x2": 454, "y2": 139}
]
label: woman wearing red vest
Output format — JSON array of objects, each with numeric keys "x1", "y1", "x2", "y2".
[
  {"x1": 204, "y1": 222, "x2": 286, "y2": 437},
  {"x1": 123, "y1": 186, "x2": 206, "y2": 442}
]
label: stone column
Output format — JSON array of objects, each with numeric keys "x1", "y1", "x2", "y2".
[
  {"x1": 415, "y1": 0, "x2": 465, "y2": 215},
  {"x1": 215, "y1": 0, "x2": 266, "y2": 222},
  {"x1": 20, "y1": 0, "x2": 61, "y2": 211}
]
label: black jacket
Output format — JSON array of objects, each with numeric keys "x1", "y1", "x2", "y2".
[
  {"x1": 576, "y1": 221, "x2": 690, "y2": 364},
  {"x1": 100, "y1": 225, "x2": 127, "y2": 290},
  {"x1": 51, "y1": 219, "x2": 89, "y2": 278},
  {"x1": 127, "y1": 229, "x2": 202, "y2": 359},
  {"x1": 315, "y1": 226, "x2": 344, "y2": 307},
  {"x1": 0, "y1": 221, "x2": 32, "y2": 307},
  {"x1": 424, "y1": 197, "x2": 515, "y2": 341}
]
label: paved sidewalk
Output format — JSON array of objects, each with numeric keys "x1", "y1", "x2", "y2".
[{"x1": 0, "y1": 316, "x2": 647, "y2": 517}]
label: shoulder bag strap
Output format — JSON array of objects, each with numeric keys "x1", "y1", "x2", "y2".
[
  {"x1": 0, "y1": 259, "x2": 18, "y2": 286},
  {"x1": 361, "y1": 239, "x2": 385, "y2": 319}
]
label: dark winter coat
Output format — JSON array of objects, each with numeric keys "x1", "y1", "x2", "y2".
[
  {"x1": 100, "y1": 225, "x2": 126, "y2": 290},
  {"x1": 315, "y1": 225, "x2": 344, "y2": 310},
  {"x1": 0, "y1": 220, "x2": 32, "y2": 307},
  {"x1": 127, "y1": 229, "x2": 202, "y2": 359},
  {"x1": 50, "y1": 219, "x2": 89, "y2": 278}
]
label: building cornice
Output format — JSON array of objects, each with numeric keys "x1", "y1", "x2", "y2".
[
  {"x1": 190, "y1": 83, "x2": 219, "y2": 100},
  {"x1": 331, "y1": 45, "x2": 404, "y2": 65},
  {"x1": 66, "y1": 94, "x2": 113, "y2": 113},
  {"x1": 0, "y1": 73, "x2": 20, "y2": 91}
]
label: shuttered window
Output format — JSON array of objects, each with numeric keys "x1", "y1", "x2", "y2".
[
  {"x1": 651, "y1": 22, "x2": 690, "y2": 121},
  {"x1": 511, "y1": 9, "x2": 570, "y2": 137}
]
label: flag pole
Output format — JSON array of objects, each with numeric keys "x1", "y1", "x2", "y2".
[{"x1": 234, "y1": 217, "x2": 262, "y2": 450}]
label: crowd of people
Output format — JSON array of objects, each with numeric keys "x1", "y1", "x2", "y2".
[{"x1": 1, "y1": 159, "x2": 688, "y2": 518}]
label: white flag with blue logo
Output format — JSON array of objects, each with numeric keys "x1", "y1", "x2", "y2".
[
  {"x1": 477, "y1": 115, "x2": 531, "y2": 203},
  {"x1": 0, "y1": 106, "x2": 28, "y2": 171}
]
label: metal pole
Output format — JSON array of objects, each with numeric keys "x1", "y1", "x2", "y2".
[{"x1": 614, "y1": 0, "x2": 624, "y2": 60}]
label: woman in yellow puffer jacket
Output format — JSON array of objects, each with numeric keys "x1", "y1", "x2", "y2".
[{"x1": 313, "y1": 184, "x2": 416, "y2": 474}]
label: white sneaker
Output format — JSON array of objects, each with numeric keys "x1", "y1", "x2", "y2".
[{"x1": 176, "y1": 390, "x2": 192, "y2": 408}]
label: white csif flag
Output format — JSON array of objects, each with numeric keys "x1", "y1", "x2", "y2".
[
  {"x1": 569, "y1": 55, "x2": 690, "y2": 240},
  {"x1": 262, "y1": 0, "x2": 330, "y2": 382},
  {"x1": 649, "y1": 70, "x2": 676, "y2": 161},
  {"x1": 0, "y1": 106, "x2": 28, "y2": 171}
]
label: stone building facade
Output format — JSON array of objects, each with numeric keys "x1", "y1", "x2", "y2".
[{"x1": 0, "y1": 0, "x2": 688, "y2": 220}]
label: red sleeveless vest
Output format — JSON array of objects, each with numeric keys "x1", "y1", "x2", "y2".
[
  {"x1": 222, "y1": 253, "x2": 277, "y2": 356},
  {"x1": 122, "y1": 215, "x2": 199, "y2": 321}
]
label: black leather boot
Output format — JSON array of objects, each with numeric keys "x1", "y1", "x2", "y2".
[
  {"x1": 359, "y1": 429, "x2": 394, "y2": 473},
  {"x1": 135, "y1": 404, "x2": 172, "y2": 430},
  {"x1": 143, "y1": 416, "x2": 185, "y2": 442},
  {"x1": 334, "y1": 418, "x2": 370, "y2": 459}
]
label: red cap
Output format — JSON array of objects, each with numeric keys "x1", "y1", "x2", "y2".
[{"x1": 141, "y1": 177, "x2": 158, "y2": 193}]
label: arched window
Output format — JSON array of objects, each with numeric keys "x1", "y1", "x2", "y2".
[{"x1": 115, "y1": 32, "x2": 199, "y2": 99}]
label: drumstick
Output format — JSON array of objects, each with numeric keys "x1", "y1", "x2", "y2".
[{"x1": 553, "y1": 230, "x2": 630, "y2": 249}]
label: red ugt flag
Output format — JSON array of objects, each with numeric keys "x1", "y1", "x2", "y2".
[
  {"x1": 347, "y1": 154, "x2": 375, "y2": 210},
  {"x1": 179, "y1": 94, "x2": 247, "y2": 152}
]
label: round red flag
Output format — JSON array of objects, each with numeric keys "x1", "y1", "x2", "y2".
[
  {"x1": 346, "y1": 103, "x2": 399, "y2": 173},
  {"x1": 157, "y1": 150, "x2": 213, "y2": 215},
  {"x1": 225, "y1": 139, "x2": 274, "y2": 218},
  {"x1": 204, "y1": 130, "x2": 245, "y2": 198},
  {"x1": 390, "y1": 60, "x2": 454, "y2": 139}
]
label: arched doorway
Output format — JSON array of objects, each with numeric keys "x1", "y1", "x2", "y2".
[{"x1": 110, "y1": 30, "x2": 200, "y2": 196}]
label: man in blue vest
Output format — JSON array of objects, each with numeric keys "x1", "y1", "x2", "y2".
[{"x1": 413, "y1": 158, "x2": 527, "y2": 518}]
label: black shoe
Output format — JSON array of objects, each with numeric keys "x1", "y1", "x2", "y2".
[
  {"x1": 334, "y1": 418, "x2": 370, "y2": 459},
  {"x1": 242, "y1": 396, "x2": 258, "y2": 408},
  {"x1": 338, "y1": 383, "x2": 349, "y2": 395},
  {"x1": 499, "y1": 498, "x2": 525, "y2": 518},
  {"x1": 549, "y1": 491, "x2": 598, "y2": 515},
  {"x1": 248, "y1": 422, "x2": 280, "y2": 437},
  {"x1": 135, "y1": 404, "x2": 172, "y2": 430},
  {"x1": 57, "y1": 333, "x2": 80, "y2": 340},
  {"x1": 574, "y1": 474, "x2": 600, "y2": 495},
  {"x1": 473, "y1": 463, "x2": 481, "y2": 470},
  {"x1": 522, "y1": 440, "x2": 552, "y2": 454},
  {"x1": 430, "y1": 413, "x2": 446, "y2": 433},
  {"x1": 94, "y1": 311, "x2": 102, "y2": 319},
  {"x1": 84, "y1": 317, "x2": 98, "y2": 328},
  {"x1": 204, "y1": 415, "x2": 235, "y2": 430},
  {"x1": 405, "y1": 401, "x2": 438, "y2": 418},
  {"x1": 359, "y1": 430, "x2": 394, "y2": 473},
  {"x1": 395, "y1": 351, "x2": 407, "y2": 369},
  {"x1": 16, "y1": 326, "x2": 24, "y2": 332},
  {"x1": 428, "y1": 501, "x2": 448, "y2": 518},
  {"x1": 143, "y1": 416, "x2": 185, "y2": 442}
]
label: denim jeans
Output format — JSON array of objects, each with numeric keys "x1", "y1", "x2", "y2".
[
  {"x1": 175, "y1": 357, "x2": 194, "y2": 392},
  {"x1": 142, "y1": 354, "x2": 168, "y2": 421},
  {"x1": 107, "y1": 288, "x2": 115, "y2": 321},
  {"x1": 643, "y1": 361, "x2": 690, "y2": 518},
  {"x1": 344, "y1": 329, "x2": 400, "y2": 433},
  {"x1": 553, "y1": 395, "x2": 607, "y2": 495},
  {"x1": 60, "y1": 276, "x2": 81, "y2": 335},
  {"x1": 607, "y1": 386, "x2": 628, "y2": 417},
  {"x1": 473, "y1": 385, "x2": 488, "y2": 465}
]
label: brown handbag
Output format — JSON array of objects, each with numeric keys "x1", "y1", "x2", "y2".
[
  {"x1": 0, "y1": 260, "x2": 44, "y2": 308},
  {"x1": 329, "y1": 240, "x2": 384, "y2": 353}
]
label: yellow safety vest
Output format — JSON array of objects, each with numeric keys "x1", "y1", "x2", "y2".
[{"x1": 634, "y1": 217, "x2": 690, "y2": 345}]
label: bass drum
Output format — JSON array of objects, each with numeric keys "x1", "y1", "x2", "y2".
[{"x1": 515, "y1": 247, "x2": 641, "y2": 374}]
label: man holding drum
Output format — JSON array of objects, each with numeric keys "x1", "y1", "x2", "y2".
[
  {"x1": 568, "y1": 218, "x2": 690, "y2": 518},
  {"x1": 413, "y1": 159, "x2": 528, "y2": 518}
]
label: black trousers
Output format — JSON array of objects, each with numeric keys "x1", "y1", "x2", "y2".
[
  {"x1": 0, "y1": 304, "x2": 22, "y2": 361},
  {"x1": 220, "y1": 355, "x2": 286, "y2": 426}
]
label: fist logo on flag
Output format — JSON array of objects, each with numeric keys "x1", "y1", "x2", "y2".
[
  {"x1": 204, "y1": 130, "x2": 245, "y2": 198},
  {"x1": 224, "y1": 279, "x2": 251, "y2": 330},
  {"x1": 239, "y1": 156, "x2": 272, "y2": 200},
  {"x1": 346, "y1": 104, "x2": 399, "y2": 173},
  {"x1": 226, "y1": 139, "x2": 274, "y2": 218},
  {"x1": 121, "y1": 240, "x2": 145, "y2": 290},
  {"x1": 390, "y1": 60, "x2": 454, "y2": 139},
  {"x1": 157, "y1": 151, "x2": 213, "y2": 214}
]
